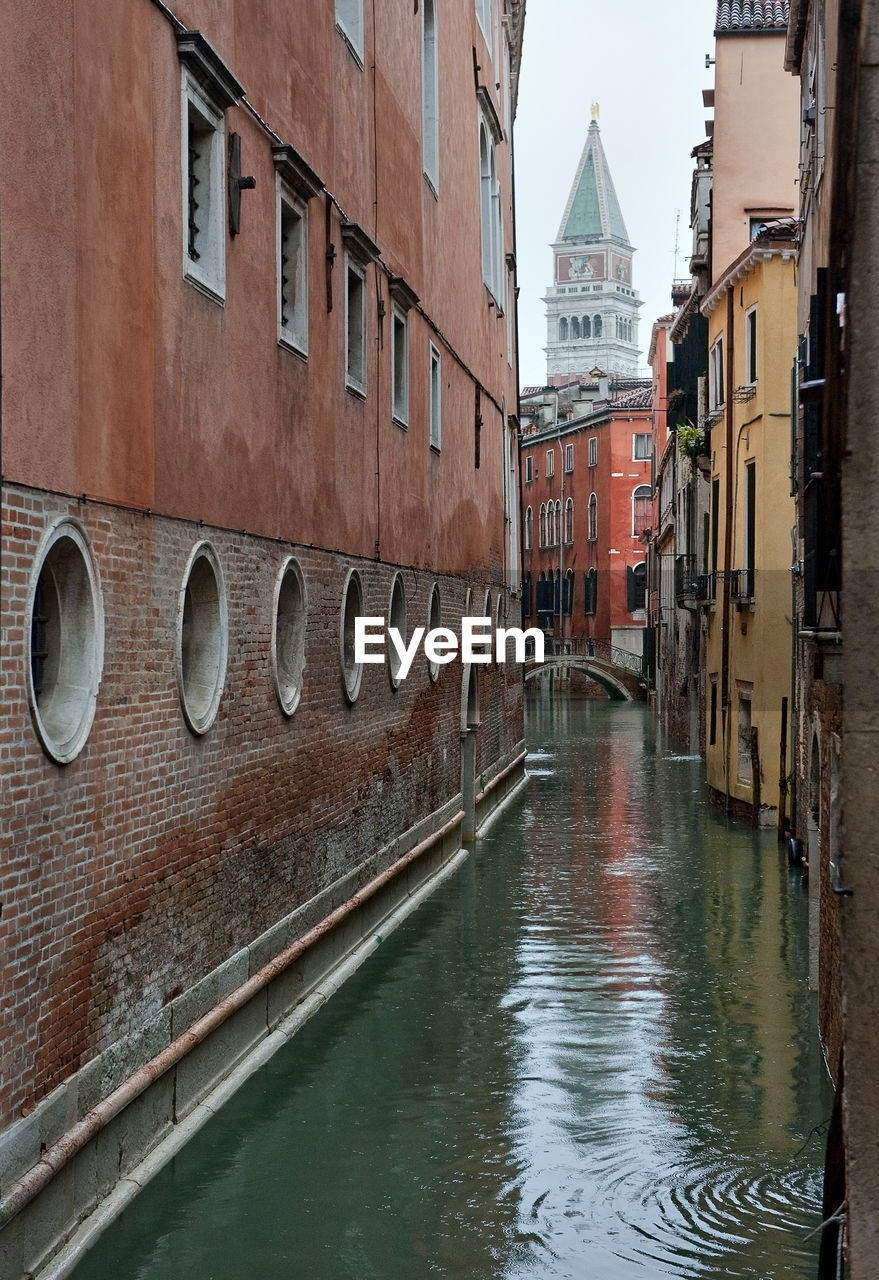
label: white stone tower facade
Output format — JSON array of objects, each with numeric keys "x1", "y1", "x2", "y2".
[{"x1": 544, "y1": 113, "x2": 642, "y2": 380}]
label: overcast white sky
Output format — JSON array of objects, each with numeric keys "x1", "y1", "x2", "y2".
[{"x1": 513, "y1": 0, "x2": 718, "y2": 388}]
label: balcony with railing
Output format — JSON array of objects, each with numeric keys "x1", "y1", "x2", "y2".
[
  {"x1": 730, "y1": 567, "x2": 755, "y2": 606},
  {"x1": 674, "y1": 554, "x2": 698, "y2": 602}
]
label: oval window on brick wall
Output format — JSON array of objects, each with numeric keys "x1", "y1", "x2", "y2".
[
  {"x1": 387, "y1": 572, "x2": 407, "y2": 689},
  {"x1": 27, "y1": 517, "x2": 104, "y2": 764},
  {"x1": 340, "y1": 568, "x2": 364, "y2": 703},
  {"x1": 272, "y1": 557, "x2": 307, "y2": 715},
  {"x1": 176, "y1": 542, "x2": 228, "y2": 734},
  {"x1": 428, "y1": 582, "x2": 442, "y2": 683}
]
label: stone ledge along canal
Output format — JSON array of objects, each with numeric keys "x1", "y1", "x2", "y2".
[{"x1": 69, "y1": 691, "x2": 831, "y2": 1279}]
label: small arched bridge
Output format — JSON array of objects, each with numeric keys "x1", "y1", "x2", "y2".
[{"x1": 524, "y1": 637, "x2": 646, "y2": 701}]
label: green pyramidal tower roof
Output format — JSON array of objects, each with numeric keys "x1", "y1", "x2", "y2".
[{"x1": 557, "y1": 120, "x2": 630, "y2": 245}]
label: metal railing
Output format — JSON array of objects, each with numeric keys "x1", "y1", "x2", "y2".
[{"x1": 530, "y1": 636, "x2": 643, "y2": 676}]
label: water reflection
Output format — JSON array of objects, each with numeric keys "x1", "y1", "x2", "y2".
[{"x1": 70, "y1": 691, "x2": 829, "y2": 1280}]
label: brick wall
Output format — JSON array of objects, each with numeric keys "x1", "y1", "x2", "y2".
[{"x1": 0, "y1": 484, "x2": 524, "y2": 1129}]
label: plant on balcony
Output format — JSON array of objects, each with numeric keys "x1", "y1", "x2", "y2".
[{"x1": 676, "y1": 418, "x2": 707, "y2": 466}]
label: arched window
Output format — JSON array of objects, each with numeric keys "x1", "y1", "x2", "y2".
[
  {"x1": 565, "y1": 497, "x2": 574, "y2": 544},
  {"x1": 594, "y1": 314, "x2": 602, "y2": 338},
  {"x1": 584, "y1": 567, "x2": 597, "y2": 615},
  {"x1": 565, "y1": 569, "x2": 574, "y2": 615},
  {"x1": 547, "y1": 501, "x2": 555, "y2": 546},
  {"x1": 571, "y1": 316, "x2": 580, "y2": 340},
  {"x1": 583, "y1": 316, "x2": 591, "y2": 339},
  {"x1": 555, "y1": 500, "x2": 562, "y2": 544},
  {"x1": 523, "y1": 572, "x2": 533, "y2": 618},
  {"x1": 633, "y1": 484, "x2": 652, "y2": 537},
  {"x1": 588, "y1": 492, "x2": 598, "y2": 541},
  {"x1": 539, "y1": 502, "x2": 546, "y2": 547},
  {"x1": 628, "y1": 561, "x2": 648, "y2": 612},
  {"x1": 525, "y1": 505, "x2": 533, "y2": 551},
  {"x1": 559, "y1": 317, "x2": 568, "y2": 341}
]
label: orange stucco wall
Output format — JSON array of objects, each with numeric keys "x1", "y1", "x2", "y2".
[
  {"x1": 0, "y1": 0, "x2": 517, "y2": 577},
  {"x1": 711, "y1": 33, "x2": 800, "y2": 281}
]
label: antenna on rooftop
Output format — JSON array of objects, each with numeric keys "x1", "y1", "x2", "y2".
[{"x1": 673, "y1": 209, "x2": 681, "y2": 279}]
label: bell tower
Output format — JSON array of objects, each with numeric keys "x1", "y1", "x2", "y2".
[{"x1": 544, "y1": 111, "x2": 642, "y2": 381}]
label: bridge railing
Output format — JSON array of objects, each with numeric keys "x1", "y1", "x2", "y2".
[{"x1": 529, "y1": 636, "x2": 644, "y2": 676}]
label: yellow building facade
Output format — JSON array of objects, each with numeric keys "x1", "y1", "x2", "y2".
[{"x1": 702, "y1": 233, "x2": 797, "y2": 821}]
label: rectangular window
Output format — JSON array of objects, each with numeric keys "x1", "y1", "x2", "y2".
[
  {"x1": 745, "y1": 306, "x2": 758, "y2": 385},
  {"x1": 564, "y1": 443, "x2": 574, "y2": 473},
  {"x1": 183, "y1": 76, "x2": 225, "y2": 299},
  {"x1": 422, "y1": 0, "x2": 439, "y2": 188},
  {"x1": 476, "y1": 0, "x2": 491, "y2": 43},
  {"x1": 709, "y1": 678, "x2": 718, "y2": 746},
  {"x1": 278, "y1": 189, "x2": 307, "y2": 353},
  {"x1": 709, "y1": 337, "x2": 725, "y2": 409},
  {"x1": 546, "y1": 450, "x2": 554, "y2": 478},
  {"x1": 525, "y1": 455, "x2": 533, "y2": 483},
  {"x1": 633, "y1": 433, "x2": 651, "y2": 460},
  {"x1": 429, "y1": 344, "x2": 441, "y2": 450},
  {"x1": 744, "y1": 460, "x2": 756, "y2": 598},
  {"x1": 392, "y1": 306, "x2": 408, "y2": 425},
  {"x1": 479, "y1": 113, "x2": 503, "y2": 305},
  {"x1": 336, "y1": 0, "x2": 364, "y2": 60},
  {"x1": 710, "y1": 476, "x2": 720, "y2": 600},
  {"x1": 346, "y1": 259, "x2": 367, "y2": 395},
  {"x1": 588, "y1": 437, "x2": 597, "y2": 467}
]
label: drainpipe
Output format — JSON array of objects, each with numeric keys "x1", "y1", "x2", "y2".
[{"x1": 0, "y1": 811, "x2": 464, "y2": 1228}]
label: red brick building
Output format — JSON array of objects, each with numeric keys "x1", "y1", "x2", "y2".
[
  {"x1": 0, "y1": 2, "x2": 526, "y2": 1271},
  {"x1": 520, "y1": 379, "x2": 653, "y2": 659}
]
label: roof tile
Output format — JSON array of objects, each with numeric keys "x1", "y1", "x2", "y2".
[{"x1": 715, "y1": 0, "x2": 789, "y2": 31}]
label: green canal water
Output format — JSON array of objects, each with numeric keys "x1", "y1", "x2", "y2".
[{"x1": 70, "y1": 692, "x2": 832, "y2": 1279}]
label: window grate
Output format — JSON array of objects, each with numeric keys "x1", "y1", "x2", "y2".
[{"x1": 187, "y1": 120, "x2": 201, "y2": 261}]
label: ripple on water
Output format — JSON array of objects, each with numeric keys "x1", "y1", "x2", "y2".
[{"x1": 502, "y1": 1146, "x2": 824, "y2": 1280}]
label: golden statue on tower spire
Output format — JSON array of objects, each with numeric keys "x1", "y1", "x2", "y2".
[{"x1": 590, "y1": 102, "x2": 600, "y2": 122}]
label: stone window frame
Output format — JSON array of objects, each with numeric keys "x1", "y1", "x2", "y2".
[
  {"x1": 422, "y1": 0, "x2": 439, "y2": 191},
  {"x1": 26, "y1": 516, "x2": 105, "y2": 765},
  {"x1": 175, "y1": 540, "x2": 229, "y2": 736},
  {"x1": 745, "y1": 304, "x2": 758, "y2": 386},
  {"x1": 272, "y1": 556, "x2": 307, "y2": 716},
  {"x1": 429, "y1": 342, "x2": 442, "y2": 451},
  {"x1": 272, "y1": 144, "x2": 322, "y2": 358},
  {"x1": 177, "y1": 32, "x2": 245, "y2": 303},
  {"x1": 342, "y1": 222, "x2": 379, "y2": 399},
  {"x1": 588, "y1": 492, "x2": 598, "y2": 542},
  {"x1": 427, "y1": 582, "x2": 443, "y2": 683},
  {"x1": 387, "y1": 571, "x2": 408, "y2": 690},
  {"x1": 340, "y1": 567, "x2": 365, "y2": 703},
  {"x1": 388, "y1": 275, "x2": 418, "y2": 429},
  {"x1": 335, "y1": 0, "x2": 364, "y2": 64}
]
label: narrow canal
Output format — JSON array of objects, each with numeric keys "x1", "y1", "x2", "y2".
[{"x1": 71, "y1": 691, "x2": 831, "y2": 1279}]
